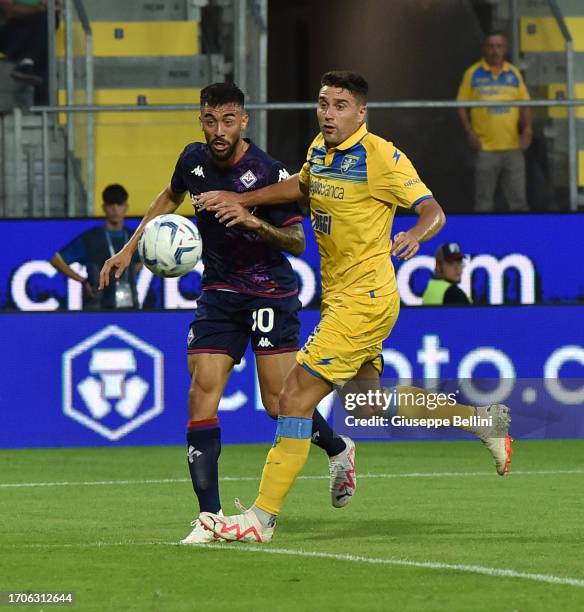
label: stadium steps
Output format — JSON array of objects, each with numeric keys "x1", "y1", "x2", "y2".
[
  {"x1": 55, "y1": 2, "x2": 222, "y2": 215},
  {"x1": 82, "y1": 0, "x2": 189, "y2": 22},
  {"x1": 0, "y1": 113, "x2": 75, "y2": 217},
  {"x1": 518, "y1": 0, "x2": 584, "y2": 188},
  {"x1": 0, "y1": 59, "x2": 35, "y2": 111}
]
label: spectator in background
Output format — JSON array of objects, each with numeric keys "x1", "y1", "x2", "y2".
[
  {"x1": 457, "y1": 31, "x2": 532, "y2": 212},
  {"x1": 422, "y1": 243, "x2": 471, "y2": 305},
  {"x1": 0, "y1": 0, "x2": 59, "y2": 104},
  {"x1": 50, "y1": 184, "x2": 140, "y2": 310}
]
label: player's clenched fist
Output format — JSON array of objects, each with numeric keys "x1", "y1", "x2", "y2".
[
  {"x1": 99, "y1": 250, "x2": 132, "y2": 289},
  {"x1": 391, "y1": 231, "x2": 420, "y2": 261}
]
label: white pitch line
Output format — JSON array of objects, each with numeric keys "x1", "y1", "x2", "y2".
[
  {"x1": 1, "y1": 540, "x2": 583, "y2": 589},
  {"x1": 199, "y1": 544, "x2": 584, "y2": 589},
  {"x1": 1, "y1": 469, "x2": 583, "y2": 489}
]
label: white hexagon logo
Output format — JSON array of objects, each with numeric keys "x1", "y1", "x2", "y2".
[{"x1": 62, "y1": 325, "x2": 164, "y2": 440}]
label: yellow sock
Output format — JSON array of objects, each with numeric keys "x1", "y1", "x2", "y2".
[
  {"x1": 255, "y1": 436, "x2": 311, "y2": 515},
  {"x1": 395, "y1": 386, "x2": 476, "y2": 431}
]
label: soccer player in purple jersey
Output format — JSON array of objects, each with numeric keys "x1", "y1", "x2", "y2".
[{"x1": 99, "y1": 83, "x2": 356, "y2": 544}]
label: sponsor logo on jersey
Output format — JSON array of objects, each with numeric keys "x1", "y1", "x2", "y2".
[
  {"x1": 309, "y1": 178, "x2": 345, "y2": 201},
  {"x1": 404, "y1": 177, "x2": 421, "y2": 188},
  {"x1": 191, "y1": 165, "x2": 205, "y2": 177},
  {"x1": 257, "y1": 337, "x2": 274, "y2": 348},
  {"x1": 278, "y1": 168, "x2": 290, "y2": 182},
  {"x1": 240, "y1": 170, "x2": 258, "y2": 188},
  {"x1": 312, "y1": 209, "x2": 332, "y2": 235}
]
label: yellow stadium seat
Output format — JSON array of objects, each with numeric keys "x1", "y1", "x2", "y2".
[
  {"x1": 89, "y1": 88, "x2": 203, "y2": 215},
  {"x1": 57, "y1": 88, "x2": 204, "y2": 214},
  {"x1": 91, "y1": 88, "x2": 200, "y2": 124},
  {"x1": 546, "y1": 83, "x2": 584, "y2": 118},
  {"x1": 579, "y1": 151, "x2": 584, "y2": 187},
  {"x1": 95, "y1": 152, "x2": 199, "y2": 216},
  {"x1": 520, "y1": 17, "x2": 584, "y2": 53},
  {"x1": 56, "y1": 21, "x2": 198, "y2": 57}
]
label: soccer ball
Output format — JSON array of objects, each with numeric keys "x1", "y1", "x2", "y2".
[{"x1": 138, "y1": 214, "x2": 202, "y2": 278}]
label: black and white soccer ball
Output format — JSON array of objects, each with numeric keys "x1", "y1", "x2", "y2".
[{"x1": 138, "y1": 214, "x2": 202, "y2": 278}]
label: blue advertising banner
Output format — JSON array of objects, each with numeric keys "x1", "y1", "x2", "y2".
[
  {"x1": 1, "y1": 305, "x2": 583, "y2": 449},
  {"x1": 0, "y1": 213, "x2": 582, "y2": 310}
]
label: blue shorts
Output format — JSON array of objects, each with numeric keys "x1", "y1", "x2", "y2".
[{"x1": 187, "y1": 290, "x2": 301, "y2": 364}]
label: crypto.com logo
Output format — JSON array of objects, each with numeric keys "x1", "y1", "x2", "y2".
[{"x1": 62, "y1": 325, "x2": 164, "y2": 440}]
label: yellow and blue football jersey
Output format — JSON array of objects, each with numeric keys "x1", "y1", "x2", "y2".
[
  {"x1": 297, "y1": 124, "x2": 432, "y2": 383},
  {"x1": 299, "y1": 124, "x2": 432, "y2": 299},
  {"x1": 457, "y1": 59, "x2": 530, "y2": 151}
]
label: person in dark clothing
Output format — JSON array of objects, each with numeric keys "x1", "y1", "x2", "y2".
[
  {"x1": 422, "y1": 242, "x2": 471, "y2": 305},
  {"x1": 0, "y1": 0, "x2": 59, "y2": 103},
  {"x1": 50, "y1": 184, "x2": 140, "y2": 310}
]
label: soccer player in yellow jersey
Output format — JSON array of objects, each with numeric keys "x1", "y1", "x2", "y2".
[{"x1": 197, "y1": 71, "x2": 512, "y2": 543}]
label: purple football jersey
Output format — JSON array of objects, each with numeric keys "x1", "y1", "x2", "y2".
[{"x1": 171, "y1": 141, "x2": 303, "y2": 297}]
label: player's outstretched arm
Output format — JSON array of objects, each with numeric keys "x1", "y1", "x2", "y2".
[
  {"x1": 215, "y1": 200, "x2": 306, "y2": 256},
  {"x1": 197, "y1": 173, "x2": 306, "y2": 214},
  {"x1": 251, "y1": 220, "x2": 305, "y2": 256},
  {"x1": 391, "y1": 198, "x2": 446, "y2": 261},
  {"x1": 98, "y1": 186, "x2": 185, "y2": 289}
]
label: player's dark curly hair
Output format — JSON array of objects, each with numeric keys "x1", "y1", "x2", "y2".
[
  {"x1": 102, "y1": 184, "x2": 128, "y2": 205},
  {"x1": 320, "y1": 71, "x2": 368, "y2": 102},
  {"x1": 200, "y1": 82, "x2": 245, "y2": 108}
]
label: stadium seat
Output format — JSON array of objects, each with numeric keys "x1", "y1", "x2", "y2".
[
  {"x1": 519, "y1": 2, "x2": 584, "y2": 197},
  {"x1": 56, "y1": 21, "x2": 199, "y2": 58},
  {"x1": 520, "y1": 17, "x2": 584, "y2": 53},
  {"x1": 546, "y1": 83, "x2": 584, "y2": 118},
  {"x1": 93, "y1": 88, "x2": 203, "y2": 216},
  {"x1": 59, "y1": 87, "x2": 203, "y2": 216},
  {"x1": 54, "y1": 0, "x2": 214, "y2": 216}
]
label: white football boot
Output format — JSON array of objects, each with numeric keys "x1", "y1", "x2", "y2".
[
  {"x1": 473, "y1": 404, "x2": 513, "y2": 476},
  {"x1": 199, "y1": 508, "x2": 275, "y2": 543},
  {"x1": 329, "y1": 435, "x2": 357, "y2": 507},
  {"x1": 180, "y1": 510, "x2": 223, "y2": 545}
]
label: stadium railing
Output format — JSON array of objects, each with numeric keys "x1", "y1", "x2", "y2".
[{"x1": 26, "y1": 97, "x2": 584, "y2": 217}]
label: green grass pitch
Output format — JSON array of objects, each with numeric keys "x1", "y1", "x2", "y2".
[{"x1": 1, "y1": 440, "x2": 583, "y2": 611}]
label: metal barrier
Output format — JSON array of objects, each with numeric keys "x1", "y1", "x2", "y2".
[
  {"x1": 30, "y1": 98, "x2": 584, "y2": 214},
  {"x1": 63, "y1": 0, "x2": 94, "y2": 215},
  {"x1": 4, "y1": 0, "x2": 581, "y2": 216},
  {"x1": 547, "y1": 0, "x2": 577, "y2": 218}
]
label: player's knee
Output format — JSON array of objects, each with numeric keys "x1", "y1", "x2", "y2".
[
  {"x1": 278, "y1": 386, "x2": 311, "y2": 416},
  {"x1": 277, "y1": 368, "x2": 307, "y2": 416}
]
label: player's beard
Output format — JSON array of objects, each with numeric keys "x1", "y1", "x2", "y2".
[{"x1": 208, "y1": 138, "x2": 238, "y2": 162}]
